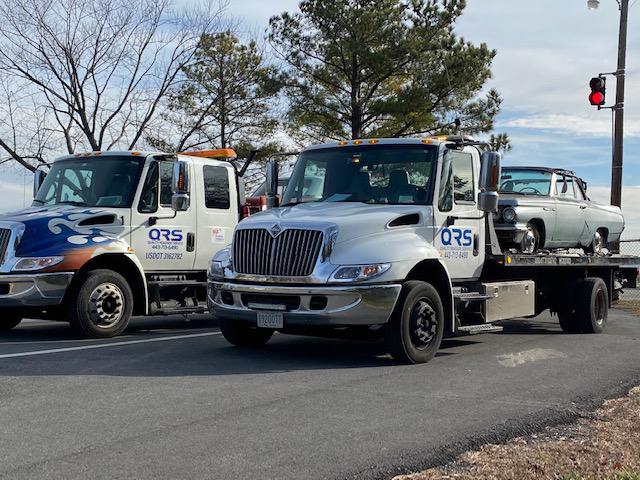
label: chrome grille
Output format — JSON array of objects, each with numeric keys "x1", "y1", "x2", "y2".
[
  {"x1": 233, "y1": 228, "x2": 324, "y2": 277},
  {"x1": 0, "y1": 229, "x2": 11, "y2": 266}
]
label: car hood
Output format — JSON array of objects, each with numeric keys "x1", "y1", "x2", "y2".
[
  {"x1": 242, "y1": 202, "x2": 431, "y2": 245},
  {"x1": 0, "y1": 205, "x2": 126, "y2": 258}
]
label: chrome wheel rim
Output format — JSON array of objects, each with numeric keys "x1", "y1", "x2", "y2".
[
  {"x1": 409, "y1": 298, "x2": 438, "y2": 350},
  {"x1": 89, "y1": 282, "x2": 125, "y2": 329},
  {"x1": 521, "y1": 228, "x2": 536, "y2": 254},
  {"x1": 594, "y1": 289, "x2": 607, "y2": 326},
  {"x1": 593, "y1": 231, "x2": 603, "y2": 254}
]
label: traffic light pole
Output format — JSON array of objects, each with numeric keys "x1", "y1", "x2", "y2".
[{"x1": 611, "y1": 0, "x2": 628, "y2": 208}]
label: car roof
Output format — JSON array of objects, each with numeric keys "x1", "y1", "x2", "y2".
[{"x1": 502, "y1": 166, "x2": 576, "y2": 177}]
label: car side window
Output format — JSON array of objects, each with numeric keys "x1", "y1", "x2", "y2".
[
  {"x1": 556, "y1": 176, "x2": 575, "y2": 199},
  {"x1": 204, "y1": 165, "x2": 230, "y2": 209},
  {"x1": 574, "y1": 179, "x2": 586, "y2": 200}
]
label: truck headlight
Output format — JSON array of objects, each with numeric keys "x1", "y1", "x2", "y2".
[
  {"x1": 329, "y1": 263, "x2": 391, "y2": 283},
  {"x1": 502, "y1": 207, "x2": 517, "y2": 223},
  {"x1": 209, "y1": 260, "x2": 224, "y2": 280},
  {"x1": 13, "y1": 256, "x2": 64, "y2": 272}
]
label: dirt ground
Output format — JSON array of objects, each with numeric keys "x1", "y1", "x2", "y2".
[
  {"x1": 617, "y1": 301, "x2": 640, "y2": 316},
  {"x1": 393, "y1": 386, "x2": 640, "y2": 480}
]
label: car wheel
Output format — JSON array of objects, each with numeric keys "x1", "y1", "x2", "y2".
[
  {"x1": 520, "y1": 223, "x2": 540, "y2": 254},
  {"x1": 219, "y1": 318, "x2": 274, "y2": 347},
  {"x1": 68, "y1": 269, "x2": 134, "y2": 338},
  {"x1": 384, "y1": 281, "x2": 444, "y2": 364},
  {"x1": 584, "y1": 229, "x2": 605, "y2": 255},
  {"x1": 0, "y1": 314, "x2": 22, "y2": 330}
]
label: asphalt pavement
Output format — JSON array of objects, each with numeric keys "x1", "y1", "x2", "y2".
[{"x1": 0, "y1": 309, "x2": 639, "y2": 480}]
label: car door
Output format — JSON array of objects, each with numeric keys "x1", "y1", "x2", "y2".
[
  {"x1": 552, "y1": 175, "x2": 586, "y2": 246},
  {"x1": 129, "y1": 158, "x2": 197, "y2": 271},
  {"x1": 434, "y1": 147, "x2": 484, "y2": 280}
]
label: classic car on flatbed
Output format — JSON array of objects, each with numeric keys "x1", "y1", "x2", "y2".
[{"x1": 494, "y1": 166, "x2": 624, "y2": 254}]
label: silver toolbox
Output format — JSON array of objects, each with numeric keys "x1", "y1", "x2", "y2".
[{"x1": 482, "y1": 280, "x2": 535, "y2": 322}]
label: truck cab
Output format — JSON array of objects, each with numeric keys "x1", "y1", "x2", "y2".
[
  {"x1": 0, "y1": 149, "x2": 244, "y2": 337},
  {"x1": 209, "y1": 137, "x2": 637, "y2": 364}
]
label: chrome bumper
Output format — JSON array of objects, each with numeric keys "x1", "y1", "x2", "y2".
[
  {"x1": 494, "y1": 224, "x2": 528, "y2": 244},
  {"x1": 208, "y1": 281, "x2": 402, "y2": 326},
  {"x1": 0, "y1": 273, "x2": 74, "y2": 307}
]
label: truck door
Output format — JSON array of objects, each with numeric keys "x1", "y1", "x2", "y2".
[
  {"x1": 553, "y1": 175, "x2": 587, "y2": 246},
  {"x1": 434, "y1": 147, "x2": 484, "y2": 281},
  {"x1": 193, "y1": 162, "x2": 239, "y2": 271},
  {"x1": 129, "y1": 159, "x2": 197, "y2": 271}
]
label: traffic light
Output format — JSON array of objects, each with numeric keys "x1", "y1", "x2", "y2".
[{"x1": 589, "y1": 76, "x2": 606, "y2": 106}]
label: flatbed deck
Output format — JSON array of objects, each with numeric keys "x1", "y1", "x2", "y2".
[{"x1": 490, "y1": 253, "x2": 640, "y2": 268}]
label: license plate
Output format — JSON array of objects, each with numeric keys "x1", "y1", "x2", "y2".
[{"x1": 256, "y1": 311, "x2": 284, "y2": 329}]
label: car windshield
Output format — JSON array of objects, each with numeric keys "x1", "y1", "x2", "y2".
[
  {"x1": 499, "y1": 169, "x2": 552, "y2": 196},
  {"x1": 33, "y1": 156, "x2": 145, "y2": 208},
  {"x1": 281, "y1": 145, "x2": 437, "y2": 206}
]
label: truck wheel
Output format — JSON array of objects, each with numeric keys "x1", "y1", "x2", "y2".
[
  {"x1": 385, "y1": 281, "x2": 444, "y2": 364},
  {"x1": 0, "y1": 314, "x2": 22, "y2": 330},
  {"x1": 68, "y1": 269, "x2": 134, "y2": 338},
  {"x1": 558, "y1": 277, "x2": 608, "y2": 334},
  {"x1": 575, "y1": 277, "x2": 608, "y2": 333},
  {"x1": 219, "y1": 318, "x2": 274, "y2": 347}
]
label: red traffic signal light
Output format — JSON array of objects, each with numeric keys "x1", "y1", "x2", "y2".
[{"x1": 589, "y1": 76, "x2": 606, "y2": 106}]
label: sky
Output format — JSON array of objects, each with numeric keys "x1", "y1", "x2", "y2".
[{"x1": 2, "y1": 0, "x2": 640, "y2": 236}]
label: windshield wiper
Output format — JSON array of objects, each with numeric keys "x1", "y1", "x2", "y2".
[{"x1": 56, "y1": 200, "x2": 89, "y2": 207}]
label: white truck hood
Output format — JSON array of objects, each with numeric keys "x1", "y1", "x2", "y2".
[
  {"x1": 241, "y1": 202, "x2": 441, "y2": 266},
  {"x1": 244, "y1": 202, "x2": 429, "y2": 244}
]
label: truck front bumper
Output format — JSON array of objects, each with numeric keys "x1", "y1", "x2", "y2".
[
  {"x1": 0, "y1": 273, "x2": 74, "y2": 308},
  {"x1": 208, "y1": 281, "x2": 402, "y2": 327}
]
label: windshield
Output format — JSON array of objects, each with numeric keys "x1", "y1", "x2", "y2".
[
  {"x1": 33, "y1": 156, "x2": 145, "y2": 208},
  {"x1": 499, "y1": 169, "x2": 552, "y2": 196},
  {"x1": 281, "y1": 145, "x2": 437, "y2": 206}
]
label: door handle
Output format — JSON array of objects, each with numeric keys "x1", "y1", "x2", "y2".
[
  {"x1": 579, "y1": 204, "x2": 587, "y2": 209},
  {"x1": 186, "y1": 233, "x2": 195, "y2": 252}
]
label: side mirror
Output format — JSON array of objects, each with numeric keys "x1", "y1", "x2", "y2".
[
  {"x1": 33, "y1": 169, "x2": 47, "y2": 197},
  {"x1": 478, "y1": 151, "x2": 501, "y2": 213},
  {"x1": 171, "y1": 160, "x2": 190, "y2": 212},
  {"x1": 265, "y1": 159, "x2": 279, "y2": 209}
]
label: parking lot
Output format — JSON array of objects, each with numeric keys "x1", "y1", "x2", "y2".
[{"x1": 0, "y1": 309, "x2": 639, "y2": 480}]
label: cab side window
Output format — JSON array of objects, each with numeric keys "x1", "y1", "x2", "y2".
[
  {"x1": 159, "y1": 162, "x2": 174, "y2": 207},
  {"x1": 138, "y1": 161, "x2": 175, "y2": 213},
  {"x1": 138, "y1": 162, "x2": 159, "y2": 214},
  {"x1": 204, "y1": 166, "x2": 230, "y2": 209},
  {"x1": 451, "y1": 151, "x2": 475, "y2": 204}
]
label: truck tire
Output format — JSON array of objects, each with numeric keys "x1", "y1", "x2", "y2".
[
  {"x1": 558, "y1": 277, "x2": 608, "y2": 334},
  {"x1": 0, "y1": 314, "x2": 22, "y2": 330},
  {"x1": 219, "y1": 318, "x2": 274, "y2": 347},
  {"x1": 385, "y1": 281, "x2": 444, "y2": 364},
  {"x1": 68, "y1": 269, "x2": 134, "y2": 338}
]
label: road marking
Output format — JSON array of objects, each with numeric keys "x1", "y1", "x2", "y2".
[
  {"x1": 497, "y1": 348, "x2": 567, "y2": 368},
  {"x1": 0, "y1": 331, "x2": 222, "y2": 359}
]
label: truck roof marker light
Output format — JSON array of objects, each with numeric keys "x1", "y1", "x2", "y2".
[
  {"x1": 506, "y1": 256, "x2": 513, "y2": 264},
  {"x1": 338, "y1": 141, "x2": 349, "y2": 146},
  {"x1": 131, "y1": 152, "x2": 142, "y2": 156},
  {"x1": 93, "y1": 152, "x2": 102, "y2": 156},
  {"x1": 435, "y1": 135, "x2": 448, "y2": 141},
  {"x1": 421, "y1": 139, "x2": 433, "y2": 144},
  {"x1": 179, "y1": 148, "x2": 237, "y2": 159},
  {"x1": 353, "y1": 140, "x2": 363, "y2": 145},
  {"x1": 368, "y1": 139, "x2": 379, "y2": 144}
]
